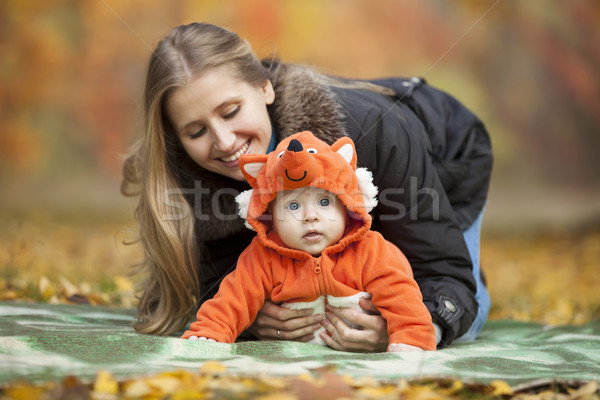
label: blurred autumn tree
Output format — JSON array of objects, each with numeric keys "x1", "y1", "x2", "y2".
[
  {"x1": 457, "y1": 1, "x2": 600, "y2": 188},
  {"x1": 0, "y1": 0, "x2": 598, "y2": 225},
  {"x1": 0, "y1": 1, "x2": 145, "y2": 180}
]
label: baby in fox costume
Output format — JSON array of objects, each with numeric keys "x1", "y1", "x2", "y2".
[{"x1": 182, "y1": 131, "x2": 435, "y2": 352}]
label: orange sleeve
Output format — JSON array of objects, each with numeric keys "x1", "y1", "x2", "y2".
[
  {"x1": 181, "y1": 239, "x2": 274, "y2": 342},
  {"x1": 359, "y1": 232, "x2": 436, "y2": 351}
]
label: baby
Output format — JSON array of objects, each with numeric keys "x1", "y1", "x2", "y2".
[{"x1": 181, "y1": 131, "x2": 435, "y2": 352}]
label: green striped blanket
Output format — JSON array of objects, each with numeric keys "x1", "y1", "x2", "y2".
[{"x1": 1, "y1": 302, "x2": 598, "y2": 386}]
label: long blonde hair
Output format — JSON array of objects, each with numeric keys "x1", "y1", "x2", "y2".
[{"x1": 121, "y1": 23, "x2": 270, "y2": 335}]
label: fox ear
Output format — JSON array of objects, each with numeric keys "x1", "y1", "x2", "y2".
[
  {"x1": 239, "y1": 154, "x2": 268, "y2": 188},
  {"x1": 331, "y1": 137, "x2": 357, "y2": 169}
]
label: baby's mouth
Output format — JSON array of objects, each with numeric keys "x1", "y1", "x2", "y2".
[
  {"x1": 220, "y1": 141, "x2": 250, "y2": 163},
  {"x1": 303, "y1": 230, "x2": 322, "y2": 241}
]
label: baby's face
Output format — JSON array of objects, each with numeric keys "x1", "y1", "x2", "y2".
[{"x1": 271, "y1": 187, "x2": 348, "y2": 256}]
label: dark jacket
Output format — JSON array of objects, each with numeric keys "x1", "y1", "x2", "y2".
[{"x1": 186, "y1": 64, "x2": 493, "y2": 347}]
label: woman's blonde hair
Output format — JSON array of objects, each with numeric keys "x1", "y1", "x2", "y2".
[{"x1": 121, "y1": 22, "x2": 270, "y2": 335}]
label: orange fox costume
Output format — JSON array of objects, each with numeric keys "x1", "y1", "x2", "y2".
[{"x1": 182, "y1": 131, "x2": 435, "y2": 351}]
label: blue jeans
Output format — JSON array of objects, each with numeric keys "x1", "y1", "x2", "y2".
[{"x1": 454, "y1": 209, "x2": 490, "y2": 342}]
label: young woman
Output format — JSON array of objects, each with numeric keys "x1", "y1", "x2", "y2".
[{"x1": 122, "y1": 22, "x2": 493, "y2": 350}]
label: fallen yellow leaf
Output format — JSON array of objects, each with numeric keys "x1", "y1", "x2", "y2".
[
  {"x1": 439, "y1": 379, "x2": 464, "y2": 395},
  {"x1": 396, "y1": 378, "x2": 409, "y2": 393},
  {"x1": 122, "y1": 379, "x2": 152, "y2": 397},
  {"x1": 4, "y1": 383, "x2": 44, "y2": 400},
  {"x1": 59, "y1": 277, "x2": 79, "y2": 298},
  {"x1": 38, "y1": 276, "x2": 54, "y2": 300},
  {"x1": 357, "y1": 386, "x2": 397, "y2": 397},
  {"x1": 293, "y1": 373, "x2": 317, "y2": 383},
  {"x1": 402, "y1": 384, "x2": 448, "y2": 400},
  {"x1": 1, "y1": 289, "x2": 19, "y2": 300},
  {"x1": 489, "y1": 380, "x2": 513, "y2": 396},
  {"x1": 145, "y1": 375, "x2": 181, "y2": 394},
  {"x1": 169, "y1": 389, "x2": 209, "y2": 400},
  {"x1": 92, "y1": 369, "x2": 118, "y2": 396},
  {"x1": 569, "y1": 380, "x2": 598, "y2": 399},
  {"x1": 199, "y1": 361, "x2": 226, "y2": 374},
  {"x1": 114, "y1": 275, "x2": 134, "y2": 292}
]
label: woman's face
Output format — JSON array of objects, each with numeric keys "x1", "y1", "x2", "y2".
[{"x1": 166, "y1": 65, "x2": 275, "y2": 181}]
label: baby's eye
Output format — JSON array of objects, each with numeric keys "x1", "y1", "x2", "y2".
[
  {"x1": 307, "y1": 148, "x2": 317, "y2": 154},
  {"x1": 288, "y1": 202, "x2": 300, "y2": 211},
  {"x1": 278, "y1": 151, "x2": 285, "y2": 159},
  {"x1": 319, "y1": 198, "x2": 330, "y2": 206}
]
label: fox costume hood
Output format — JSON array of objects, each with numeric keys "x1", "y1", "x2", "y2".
[{"x1": 236, "y1": 131, "x2": 378, "y2": 256}]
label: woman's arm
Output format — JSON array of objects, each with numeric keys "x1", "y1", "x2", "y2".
[
  {"x1": 337, "y1": 86, "x2": 478, "y2": 347},
  {"x1": 367, "y1": 104, "x2": 477, "y2": 346}
]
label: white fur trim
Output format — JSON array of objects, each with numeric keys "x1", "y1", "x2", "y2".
[
  {"x1": 355, "y1": 168, "x2": 378, "y2": 212},
  {"x1": 235, "y1": 189, "x2": 255, "y2": 231},
  {"x1": 336, "y1": 143, "x2": 354, "y2": 164},
  {"x1": 326, "y1": 292, "x2": 371, "y2": 310},
  {"x1": 282, "y1": 297, "x2": 326, "y2": 314}
]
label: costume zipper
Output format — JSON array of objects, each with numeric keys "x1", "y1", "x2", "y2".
[{"x1": 314, "y1": 257, "x2": 326, "y2": 296}]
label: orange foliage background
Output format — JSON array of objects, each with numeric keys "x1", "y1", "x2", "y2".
[{"x1": 1, "y1": 0, "x2": 599, "y2": 231}]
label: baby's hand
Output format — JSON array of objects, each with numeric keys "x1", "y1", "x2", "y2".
[
  {"x1": 187, "y1": 336, "x2": 217, "y2": 342},
  {"x1": 388, "y1": 343, "x2": 423, "y2": 352}
]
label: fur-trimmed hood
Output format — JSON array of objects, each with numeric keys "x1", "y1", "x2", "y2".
[
  {"x1": 191, "y1": 64, "x2": 348, "y2": 242},
  {"x1": 267, "y1": 63, "x2": 347, "y2": 144}
]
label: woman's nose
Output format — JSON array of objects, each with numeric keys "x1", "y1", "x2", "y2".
[{"x1": 212, "y1": 121, "x2": 236, "y2": 151}]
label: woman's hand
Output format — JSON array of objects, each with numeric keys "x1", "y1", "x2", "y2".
[
  {"x1": 319, "y1": 297, "x2": 389, "y2": 352},
  {"x1": 247, "y1": 300, "x2": 324, "y2": 342}
]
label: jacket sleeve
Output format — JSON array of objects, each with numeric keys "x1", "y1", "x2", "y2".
[
  {"x1": 182, "y1": 239, "x2": 273, "y2": 342},
  {"x1": 358, "y1": 233, "x2": 436, "y2": 351},
  {"x1": 347, "y1": 93, "x2": 478, "y2": 347}
]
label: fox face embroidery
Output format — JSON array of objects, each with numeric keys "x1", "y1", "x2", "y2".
[{"x1": 240, "y1": 131, "x2": 356, "y2": 190}]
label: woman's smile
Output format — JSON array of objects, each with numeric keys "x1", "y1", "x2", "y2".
[{"x1": 219, "y1": 140, "x2": 250, "y2": 165}]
